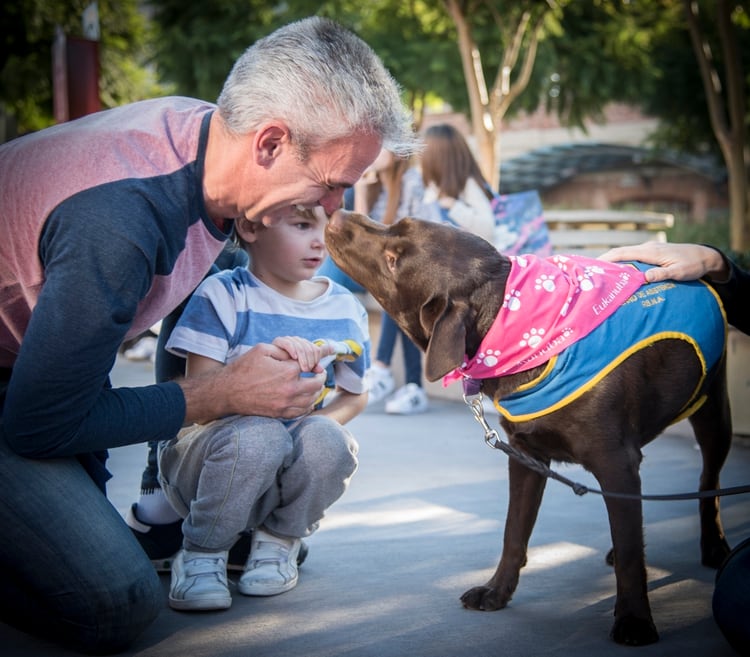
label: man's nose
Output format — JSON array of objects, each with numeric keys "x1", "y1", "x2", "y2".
[{"x1": 319, "y1": 189, "x2": 345, "y2": 215}]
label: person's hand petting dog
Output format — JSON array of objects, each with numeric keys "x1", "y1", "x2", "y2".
[{"x1": 599, "y1": 242, "x2": 730, "y2": 284}]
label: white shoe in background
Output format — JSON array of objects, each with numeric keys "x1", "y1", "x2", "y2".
[
  {"x1": 385, "y1": 383, "x2": 429, "y2": 415},
  {"x1": 363, "y1": 365, "x2": 395, "y2": 404},
  {"x1": 123, "y1": 336, "x2": 157, "y2": 361}
]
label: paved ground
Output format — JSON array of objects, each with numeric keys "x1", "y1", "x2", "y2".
[{"x1": 2, "y1": 356, "x2": 748, "y2": 656}]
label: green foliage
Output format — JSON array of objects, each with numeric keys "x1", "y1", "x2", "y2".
[
  {"x1": 538, "y1": 1, "x2": 664, "y2": 129},
  {"x1": 666, "y1": 211, "x2": 750, "y2": 269},
  {"x1": 643, "y1": 0, "x2": 750, "y2": 157},
  {"x1": 464, "y1": 1, "x2": 546, "y2": 117},
  {"x1": 148, "y1": 0, "x2": 323, "y2": 102},
  {"x1": 147, "y1": 0, "x2": 465, "y2": 116},
  {"x1": 664, "y1": 210, "x2": 750, "y2": 272},
  {"x1": 97, "y1": 1, "x2": 168, "y2": 107},
  {"x1": 0, "y1": 0, "x2": 169, "y2": 136},
  {"x1": 667, "y1": 212, "x2": 730, "y2": 249},
  {"x1": 3, "y1": 0, "x2": 745, "y2": 167},
  {"x1": 342, "y1": 0, "x2": 464, "y2": 117}
]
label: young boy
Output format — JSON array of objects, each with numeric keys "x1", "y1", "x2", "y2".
[{"x1": 159, "y1": 207, "x2": 370, "y2": 611}]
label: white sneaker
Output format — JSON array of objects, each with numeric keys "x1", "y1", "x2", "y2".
[
  {"x1": 364, "y1": 366, "x2": 395, "y2": 404},
  {"x1": 385, "y1": 383, "x2": 429, "y2": 415},
  {"x1": 123, "y1": 336, "x2": 157, "y2": 361},
  {"x1": 169, "y1": 549, "x2": 231, "y2": 611},
  {"x1": 239, "y1": 528, "x2": 301, "y2": 596}
]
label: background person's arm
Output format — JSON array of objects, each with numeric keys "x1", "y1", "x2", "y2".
[{"x1": 599, "y1": 241, "x2": 749, "y2": 335}]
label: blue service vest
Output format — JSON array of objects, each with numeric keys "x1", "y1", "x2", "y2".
[{"x1": 494, "y1": 265, "x2": 727, "y2": 423}]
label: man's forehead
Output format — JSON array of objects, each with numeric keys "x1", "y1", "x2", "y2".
[{"x1": 318, "y1": 133, "x2": 382, "y2": 179}]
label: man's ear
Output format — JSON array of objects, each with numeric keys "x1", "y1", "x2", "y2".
[
  {"x1": 421, "y1": 295, "x2": 469, "y2": 381},
  {"x1": 254, "y1": 122, "x2": 291, "y2": 166}
]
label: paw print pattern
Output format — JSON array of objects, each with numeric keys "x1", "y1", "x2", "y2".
[
  {"x1": 504, "y1": 289, "x2": 522, "y2": 311},
  {"x1": 519, "y1": 328, "x2": 545, "y2": 348},
  {"x1": 535, "y1": 274, "x2": 556, "y2": 292},
  {"x1": 475, "y1": 349, "x2": 501, "y2": 368},
  {"x1": 451, "y1": 255, "x2": 646, "y2": 384},
  {"x1": 559, "y1": 295, "x2": 574, "y2": 317},
  {"x1": 577, "y1": 274, "x2": 595, "y2": 292},
  {"x1": 577, "y1": 265, "x2": 605, "y2": 292}
]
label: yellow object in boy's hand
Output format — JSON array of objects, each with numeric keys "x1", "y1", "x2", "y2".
[{"x1": 313, "y1": 339, "x2": 363, "y2": 369}]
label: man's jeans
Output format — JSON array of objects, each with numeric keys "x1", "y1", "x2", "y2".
[{"x1": 0, "y1": 427, "x2": 162, "y2": 654}]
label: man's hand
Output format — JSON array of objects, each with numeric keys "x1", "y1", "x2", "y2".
[{"x1": 179, "y1": 340, "x2": 334, "y2": 424}]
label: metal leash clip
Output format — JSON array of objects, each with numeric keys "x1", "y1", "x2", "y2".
[{"x1": 463, "y1": 392, "x2": 503, "y2": 450}]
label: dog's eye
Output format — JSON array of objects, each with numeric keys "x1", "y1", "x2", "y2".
[{"x1": 385, "y1": 252, "x2": 398, "y2": 274}]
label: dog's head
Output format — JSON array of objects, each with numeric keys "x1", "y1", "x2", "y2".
[{"x1": 325, "y1": 210, "x2": 510, "y2": 381}]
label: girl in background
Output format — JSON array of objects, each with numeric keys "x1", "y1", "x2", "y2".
[
  {"x1": 349, "y1": 149, "x2": 430, "y2": 415},
  {"x1": 420, "y1": 123, "x2": 495, "y2": 244}
]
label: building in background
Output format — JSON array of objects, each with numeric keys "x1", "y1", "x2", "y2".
[{"x1": 424, "y1": 103, "x2": 728, "y2": 224}]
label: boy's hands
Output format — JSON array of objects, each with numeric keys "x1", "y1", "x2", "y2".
[{"x1": 272, "y1": 336, "x2": 335, "y2": 373}]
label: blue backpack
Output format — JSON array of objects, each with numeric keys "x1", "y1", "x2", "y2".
[{"x1": 490, "y1": 189, "x2": 551, "y2": 256}]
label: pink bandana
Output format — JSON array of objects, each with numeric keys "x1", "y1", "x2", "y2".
[{"x1": 443, "y1": 254, "x2": 646, "y2": 386}]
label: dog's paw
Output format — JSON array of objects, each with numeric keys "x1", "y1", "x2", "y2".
[
  {"x1": 701, "y1": 536, "x2": 731, "y2": 569},
  {"x1": 460, "y1": 586, "x2": 509, "y2": 611},
  {"x1": 610, "y1": 615, "x2": 659, "y2": 646}
]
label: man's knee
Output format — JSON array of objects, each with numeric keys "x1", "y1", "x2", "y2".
[{"x1": 76, "y1": 566, "x2": 162, "y2": 654}]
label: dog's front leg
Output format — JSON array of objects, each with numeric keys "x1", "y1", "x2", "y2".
[
  {"x1": 593, "y1": 451, "x2": 659, "y2": 646},
  {"x1": 461, "y1": 454, "x2": 547, "y2": 611}
]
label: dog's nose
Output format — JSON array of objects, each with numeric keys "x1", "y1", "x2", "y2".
[{"x1": 327, "y1": 209, "x2": 351, "y2": 232}]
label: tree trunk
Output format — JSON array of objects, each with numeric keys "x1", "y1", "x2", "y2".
[
  {"x1": 684, "y1": 0, "x2": 749, "y2": 252},
  {"x1": 444, "y1": 1, "x2": 549, "y2": 189},
  {"x1": 444, "y1": 0, "x2": 496, "y2": 184},
  {"x1": 727, "y1": 149, "x2": 750, "y2": 251}
]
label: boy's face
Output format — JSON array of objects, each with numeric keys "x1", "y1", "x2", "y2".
[{"x1": 239, "y1": 208, "x2": 329, "y2": 287}]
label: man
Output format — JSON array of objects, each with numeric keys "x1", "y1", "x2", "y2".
[{"x1": 0, "y1": 16, "x2": 415, "y2": 654}]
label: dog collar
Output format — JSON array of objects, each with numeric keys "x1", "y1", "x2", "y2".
[{"x1": 444, "y1": 254, "x2": 646, "y2": 388}]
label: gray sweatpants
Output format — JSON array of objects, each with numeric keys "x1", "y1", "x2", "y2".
[{"x1": 157, "y1": 414, "x2": 359, "y2": 552}]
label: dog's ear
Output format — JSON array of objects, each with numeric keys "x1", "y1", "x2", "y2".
[{"x1": 420, "y1": 295, "x2": 469, "y2": 382}]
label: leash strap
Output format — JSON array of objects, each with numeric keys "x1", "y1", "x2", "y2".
[{"x1": 464, "y1": 393, "x2": 750, "y2": 501}]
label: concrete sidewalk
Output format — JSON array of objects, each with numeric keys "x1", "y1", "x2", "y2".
[{"x1": 2, "y1": 356, "x2": 748, "y2": 656}]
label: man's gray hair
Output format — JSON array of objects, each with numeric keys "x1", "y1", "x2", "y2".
[{"x1": 217, "y1": 16, "x2": 417, "y2": 158}]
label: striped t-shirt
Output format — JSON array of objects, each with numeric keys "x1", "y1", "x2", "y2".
[{"x1": 167, "y1": 267, "x2": 371, "y2": 398}]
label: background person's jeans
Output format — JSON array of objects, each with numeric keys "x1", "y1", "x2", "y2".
[
  {"x1": 0, "y1": 427, "x2": 162, "y2": 654},
  {"x1": 376, "y1": 312, "x2": 423, "y2": 386}
]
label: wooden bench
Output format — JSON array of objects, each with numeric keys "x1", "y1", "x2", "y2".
[{"x1": 544, "y1": 209, "x2": 674, "y2": 256}]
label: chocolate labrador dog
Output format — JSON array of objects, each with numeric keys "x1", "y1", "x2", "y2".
[{"x1": 325, "y1": 210, "x2": 732, "y2": 646}]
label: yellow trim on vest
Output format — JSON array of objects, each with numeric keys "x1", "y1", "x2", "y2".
[
  {"x1": 508, "y1": 356, "x2": 558, "y2": 394},
  {"x1": 493, "y1": 331, "x2": 709, "y2": 423}
]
